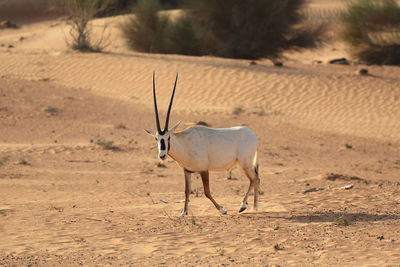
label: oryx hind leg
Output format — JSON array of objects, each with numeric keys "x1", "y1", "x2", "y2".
[
  {"x1": 239, "y1": 176, "x2": 253, "y2": 213},
  {"x1": 200, "y1": 171, "x2": 227, "y2": 215},
  {"x1": 253, "y1": 171, "x2": 260, "y2": 211},
  {"x1": 238, "y1": 162, "x2": 259, "y2": 212}
]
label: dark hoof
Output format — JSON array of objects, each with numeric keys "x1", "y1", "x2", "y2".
[{"x1": 239, "y1": 207, "x2": 247, "y2": 213}]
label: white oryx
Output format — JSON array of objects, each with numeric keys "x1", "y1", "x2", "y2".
[{"x1": 145, "y1": 73, "x2": 260, "y2": 217}]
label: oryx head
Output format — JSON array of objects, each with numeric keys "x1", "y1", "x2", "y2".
[{"x1": 145, "y1": 73, "x2": 180, "y2": 160}]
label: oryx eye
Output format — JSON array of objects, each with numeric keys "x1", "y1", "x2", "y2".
[{"x1": 155, "y1": 137, "x2": 158, "y2": 141}]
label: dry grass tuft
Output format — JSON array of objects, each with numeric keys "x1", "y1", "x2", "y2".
[
  {"x1": 115, "y1": 123, "x2": 127, "y2": 129},
  {"x1": 17, "y1": 159, "x2": 30, "y2": 166},
  {"x1": 232, "y1": 106, "x2": 245, "y2": 116},
  {"x1": 96, "y1": 140, "x2": 121, "y2": 151},
  {"x1": 334, "y1": 216, "x2": 350, "y2": 226}
]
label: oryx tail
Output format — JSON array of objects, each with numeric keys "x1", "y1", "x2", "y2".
[{"x1": 253, "y1": 151, "x2": 259, "y2": 176}]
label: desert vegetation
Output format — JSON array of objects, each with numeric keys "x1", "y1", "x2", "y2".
[
  {"x1": 64, "y1": 0, "x2": 114, "y2": 52},
  {"x1": 121, "y1": 0, "x2": 325, "y2": 60},
  {"x1": 0, "y1": 0, "x2": 63, "y2": 23},
  {"x1": 100, "y1": 0, "x2": 179, "y2": 19},
  {"x1": 121, "y1": 0, "x2": 169, "y2": 53},
  {"x1": 341, "y1": 0, "x2": 400, "y2": 65}
]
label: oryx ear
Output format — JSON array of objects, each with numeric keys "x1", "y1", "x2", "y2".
[
  {"x1": 144, "y1": 129, "x2": 157, "y2": 136},
  {"x1": 169, "y1": 121, "x2": 181, "y2": 133}
]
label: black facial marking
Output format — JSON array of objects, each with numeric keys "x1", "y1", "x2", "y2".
[
  {"x1": 160, "y1": 139, "x2": 166, "y2": 150},
  {"x1": 168, "y1": 137, "x2": 171, "y2": 152}
]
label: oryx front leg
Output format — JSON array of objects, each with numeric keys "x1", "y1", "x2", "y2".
[
  {"x1": 200, "y1": 171, "x2": 227, "y2": 215},
  {"x1": 180, "y1": 169, "x2": 191, "y2": 217}
]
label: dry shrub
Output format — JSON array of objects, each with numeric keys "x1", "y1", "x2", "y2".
[
  {"x1": 64, "y1": 0, "x2": 114, "y2": 52},
  {"x1": 341, "y1": 0, "x2": 400, "y2": 65}
]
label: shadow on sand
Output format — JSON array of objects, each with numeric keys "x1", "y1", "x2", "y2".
[
  {"x1": 286, "y1": 212, "x2": 400, "y2": 223},
  {"x1": 241, "y1": 211, "x2": 400, "y2": 223}
]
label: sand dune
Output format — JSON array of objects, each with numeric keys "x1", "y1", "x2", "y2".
[
  {"x1": 1, "y1": 0, "x2": 400, "y2": 265},
  {"x1": 1, "y1": 15, "x2": 399, "y2": 141}
]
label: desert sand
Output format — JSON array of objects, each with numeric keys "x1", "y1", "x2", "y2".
[{"x1": 1, "y1": 0, "x2": 400, "y2": 266}]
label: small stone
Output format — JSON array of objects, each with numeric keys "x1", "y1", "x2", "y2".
[
  {"x1": 312, "y1": 60, "x2": 323, "y2": 64},
  {"x1": 329, "y1": 58, "x2": 350, "y2": 65},
  {"x1": 344, "y1": 184, "x2": 354, "y2": 190},
  {"x1": 274, "y1": 243, "x2": 284, "y2": 250},
  {"x1": 345, "y1": 144, "x2": 353, "y2": 149},
  {"x1": 357, "y1": 68, "x2": 368, "y2": 76},
  {"x1": 44, "y1": 106, "x2": 59, "y2": 115}
]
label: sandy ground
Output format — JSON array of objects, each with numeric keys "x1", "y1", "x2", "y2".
[{"x1": 1, "y1": 1, "x2": 400, "y2": 266}]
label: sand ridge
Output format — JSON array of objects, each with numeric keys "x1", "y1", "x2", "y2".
[{"x1": 1, "y1": 41, "x2": 399, "y2": 141}]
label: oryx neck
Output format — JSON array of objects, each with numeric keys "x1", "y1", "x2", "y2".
[{"x1": 167, "y1": 134, "x2": 185, "y2": 163}]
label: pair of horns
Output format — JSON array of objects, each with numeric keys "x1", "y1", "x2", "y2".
[{"x1": 153, "y1": 72, "x2": 178, "y2": 134}]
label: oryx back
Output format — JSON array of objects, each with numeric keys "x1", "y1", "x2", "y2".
[{"x1": 172, "y1": 126, "x2": 258, "y2": 172}]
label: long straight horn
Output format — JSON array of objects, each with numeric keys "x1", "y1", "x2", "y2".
[
  {"x1": 153, "y1": 72, "x2": 162, "y2": 133},
  {"x1": 164, "y1": 73, "x2": 178, "y2": 131}
]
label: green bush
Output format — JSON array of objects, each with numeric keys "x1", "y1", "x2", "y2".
[
  {"x1": 164, "y1": 15, "x2": 203, "y2": 55},
  {"x1": 121, "y1": 0, "x2": 169, "y2": 53},
  {"x1": 185, "y1": 0, "x2": 308, "y2": 60},
  {"x1": 341, "y1": 0, "x2": 400, "y2": 64},
  {"x1": 122, "y1": 0, "x2": 324, "y2": 60},
  {"x1": 99, "y1": 0, "x2": 179, "y2": 16}
]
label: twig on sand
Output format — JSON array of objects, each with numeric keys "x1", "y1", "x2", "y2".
[
  {"x1": 299, "y1": 187, "x2": 325, "y2": 194},
  {"x1": 160, "y1": 199, "x2": 185, "y2": 204}
]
